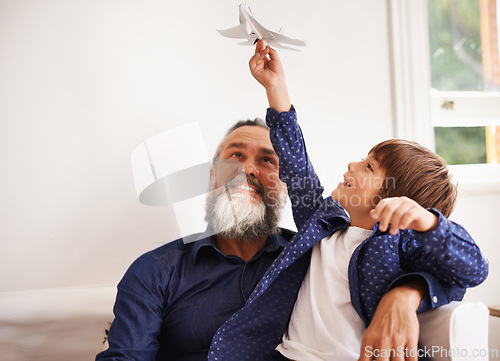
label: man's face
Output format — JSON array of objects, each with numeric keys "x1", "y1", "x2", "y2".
[
  {"x1": 213, "y1": 126, "x2": 284, "y2": 203},
  {"x1": 205, "y1": 125, "x2": 285, "y2": 242}
]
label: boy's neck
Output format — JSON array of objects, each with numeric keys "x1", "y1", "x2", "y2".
[{"x1": 349, "y1": 212, "x2": 376, "y2": 230}]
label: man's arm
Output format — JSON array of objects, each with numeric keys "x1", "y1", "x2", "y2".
[
  {"x1": 96, "y1": 254, "x2": 165, "y2": 361},
  {"x1": 359, "y1": 280, "x2": 426, "y2": 361}
]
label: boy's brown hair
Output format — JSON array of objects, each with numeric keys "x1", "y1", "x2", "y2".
[{"x1": 370, "y1": 139, "x2": 457, "y2": 217}]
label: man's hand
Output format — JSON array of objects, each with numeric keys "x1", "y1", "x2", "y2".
[
  {"x1": 370, "y1": 197, "x2": 438, "y2": 235},
  {"x1": 249, "y1": 40, "x2": 291, "y2": 113},
  {"x1": 358, "y1": 281, "x2": 426, "y2": 361}
]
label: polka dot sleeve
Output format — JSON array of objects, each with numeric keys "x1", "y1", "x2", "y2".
[
  {"x1": 399, "y1": 208, "x2": 489, "y2": 288},
  {"x1": 266, "y1": 106, "x2": 325, "y2": 229}
]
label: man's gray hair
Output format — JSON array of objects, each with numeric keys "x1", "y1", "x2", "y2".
[{"x1": 212, "y1": 118, "x2": 269, "y2": 164}]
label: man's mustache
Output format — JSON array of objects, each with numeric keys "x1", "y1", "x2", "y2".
[{"x1": 224, "y1": 173, "x2": 265, "y2": 196}]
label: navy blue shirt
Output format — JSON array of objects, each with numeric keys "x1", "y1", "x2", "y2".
[{"x1": 95, "y1": 229, "x2": 294, "y2": 361}]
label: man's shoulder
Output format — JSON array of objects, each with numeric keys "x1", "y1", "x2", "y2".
[
  {"x1": 146, "y1": 232, "x2": 205, "y2": 256},
  {"x1": 131, "y1": 233, "x2": 206, "y2": 268},
  {"x1": 119, "y1": 233, "x2": 210, "y2": 286}
]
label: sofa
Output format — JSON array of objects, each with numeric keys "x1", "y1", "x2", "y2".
[{"x1": 0, "y1": 287, "x2": 491, "y2": 361}]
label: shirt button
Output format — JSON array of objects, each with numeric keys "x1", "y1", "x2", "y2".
[{"x1": 433, "y1": 296, "x2": 438, "y2": 303}]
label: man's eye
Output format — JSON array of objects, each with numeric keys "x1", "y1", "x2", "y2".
[
  {"x1": 231, "y1": 153, "x2": 242, "y2": 158},
  {"x1": 367, "y1": 163, "x2": 373, "y2": 171},
  {"x1": 263, "y1": 157, "x2": 273, "y2": 163}
]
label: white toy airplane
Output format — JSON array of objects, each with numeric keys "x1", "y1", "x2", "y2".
[{"x1": 217, "y1": 3, "x2": 307, "y2": 51}]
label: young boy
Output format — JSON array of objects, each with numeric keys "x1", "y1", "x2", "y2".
[{"x1": 247, "y1": 41, "x2": 488, "y2": 360}]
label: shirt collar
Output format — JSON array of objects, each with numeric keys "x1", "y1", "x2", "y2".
[
  {"x1": 264, "y1": 231, "x2": 289, "y2": 251},
  {"x1": 191, "y1": 226, "x2": 287, "y2": 262},
  {"x1": 318, "y1": 197, "x2": 351, "y2": 232},
  {"x1": 189, "y1": 227, "x2": 218, "y2": 261},
  {"x1": 318, "y1": 199, "x2": 383, "y2": 236}
]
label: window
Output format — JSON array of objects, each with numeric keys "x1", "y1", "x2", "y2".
[
  {"x1": 427, "y1": 0, "x2": 500, "y2": 165},
  {"x1": 387, "y1": 0, "x2": 500, "y2": 192}
]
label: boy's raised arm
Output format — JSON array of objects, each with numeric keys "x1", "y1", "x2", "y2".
[
  {"x1": 249, "y1": 40, "x2": 291, "y2": 113},
  {"x1": 249, "y1": 41, "x2": 326, "y2": 226}
]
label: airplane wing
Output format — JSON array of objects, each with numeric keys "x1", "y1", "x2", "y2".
[
  {"x1": 265, "y1": 29, "x2": 308, "y2": 47},
  {"x1": 237, "y1": 40, "x2": 256, "y2": 46},
  {"x1": 233, "y1": 39, "x2": 299, "y2": 50},
  {"x1": 216, "y1": 25, "x2": 247, "y2": 39},
  {"x1": 268, "y1": 41, "x2": 302, "y2": 52},
  {"x1": 250, "y1": 18, "x2": 307, "y2": 47},
  {"x1": 218, "y1": 3, "x2": 308, "y2": 50}
]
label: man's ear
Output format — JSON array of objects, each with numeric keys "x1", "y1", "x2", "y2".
[
  {"x1": 279, "y1": 180, "x2": 288, "y2": 207},
  {"x1": 280, "y1": 180, "x2": 288, "y2": 197},
  {"x1": 210, "y1": 166, "x2": 216, "y2": 187}
]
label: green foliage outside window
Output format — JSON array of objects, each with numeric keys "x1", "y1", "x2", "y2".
[
  {"x1": 435, "y1": 126, "x2": 487, "y2": 164},
  {"x1": 427, "y1": 0, "x2": 483, "y2": 91},
  {"x1": 428, "y1": 0, "x2": 488, "y2": 165}
]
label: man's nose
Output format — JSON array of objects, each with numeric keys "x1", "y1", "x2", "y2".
[{"x1": 242, "y1": 160, "x2": 260, "y2": 177}]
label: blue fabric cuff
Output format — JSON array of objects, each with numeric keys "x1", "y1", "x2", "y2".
[{"x1": 266, "y1": 105, "x2": 296, "y2": 127}]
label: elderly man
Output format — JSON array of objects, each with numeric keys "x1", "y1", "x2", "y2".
[{"x1": 96, "y1": 119, "x2": 440, "y2": 361}]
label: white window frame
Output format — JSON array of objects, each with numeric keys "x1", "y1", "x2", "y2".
[{"x1": 387, "y1": 0, "x2": 500, "y2": 195}]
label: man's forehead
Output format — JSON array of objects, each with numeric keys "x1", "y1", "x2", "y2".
[{"x1": 221, "y1": 126, "x2": 275, "y2": 153}]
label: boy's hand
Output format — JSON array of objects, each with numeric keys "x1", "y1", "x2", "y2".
[
  {"x1": 370, "y1": 197, "x2": 438, "y2": 235},
  {"x1": 249, "y1": 40, "x2": 284, "y2": 89},
  {"x1": 249, "y1": 40, "x2": 291, "y2": 113}
]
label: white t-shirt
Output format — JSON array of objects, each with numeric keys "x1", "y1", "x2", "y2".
[{"x1": 276, "y1": 226, "x2": 373, "y2": 361}]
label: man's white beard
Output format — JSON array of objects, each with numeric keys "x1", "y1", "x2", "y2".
[
  {"x1": 205, "y1": 174, "x2": 283, "y2": 243},
  {"x1": 210, "y1": 191, "x2": 266, "y2": 239}
]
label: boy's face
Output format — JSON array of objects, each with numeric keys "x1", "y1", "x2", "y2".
[{"x1": 331, "y1": 152, "x2": 386, "y2": 219}]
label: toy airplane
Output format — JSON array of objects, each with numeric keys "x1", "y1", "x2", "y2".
[{"x1": 217, "y1": 3, "x2": 308, "y2": 51}]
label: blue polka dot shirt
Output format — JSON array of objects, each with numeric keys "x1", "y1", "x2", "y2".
[{"x1": 208, "y1": 106, "x2": 489, "y2": 361}]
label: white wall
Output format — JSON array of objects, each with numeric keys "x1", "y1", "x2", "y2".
[
  {"x1": 451, "y1": 187, "x2": 500, "y2": 357},
  {"x1": 0, "y1": 0, "x2": 498, "y2": 357},
  {"x1": 453, "y1": 189, "x2": 500, "y2": 305},
  {"x1": 0, "y1": 0, "x2": 393, "y2": 292}
]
